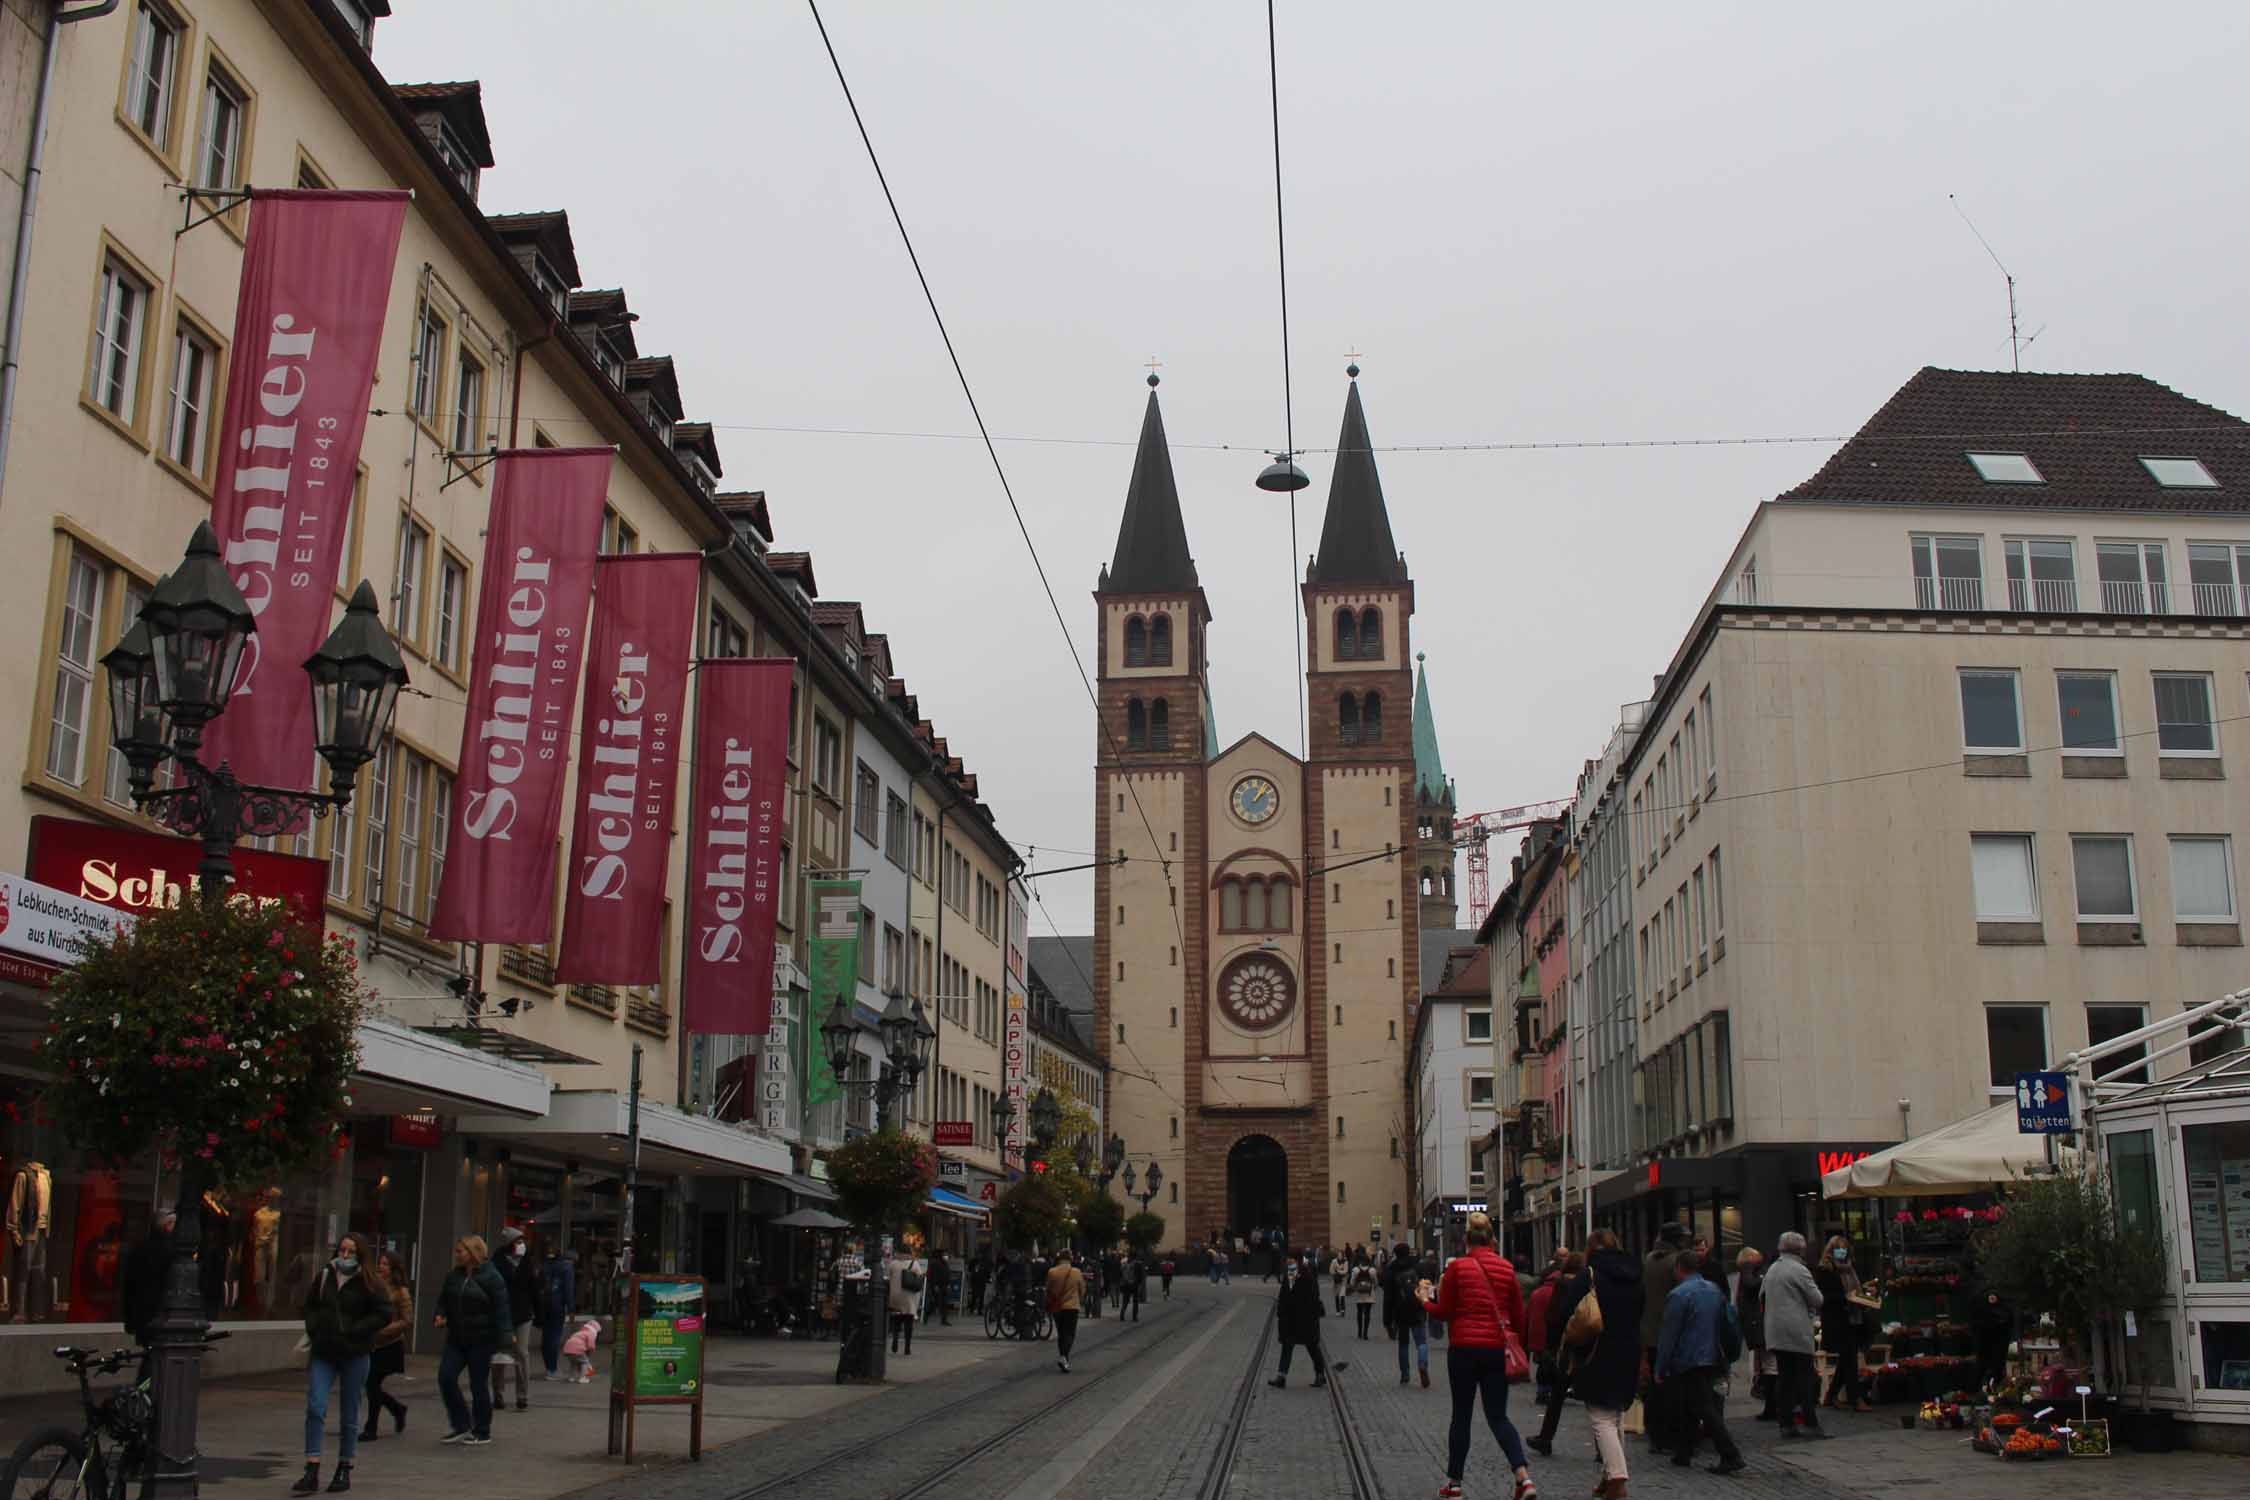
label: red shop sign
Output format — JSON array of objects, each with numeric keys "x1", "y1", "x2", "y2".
[
  {"x1": 388, "y1": 1112, "x2": 443, "y2": 1150},
  {"x1": 28, "y1": 816, "x2": 327, "y2": 919},
  {"x1": 933, "y1": 1122, "x2": 973, "y2": 1147}
]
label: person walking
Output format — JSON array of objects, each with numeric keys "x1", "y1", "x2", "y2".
[
  {"x1": 1637, "y1": 1222, "x2": 1686, "y2": 1455},
  {"x1": 434, "y1": 1235, "x2": 511, "y2": 1447},
  {"x1": 1384, "y1": 1241, "x2": 1431, "y2": 1387},
  {"x1": 1655, "y1": 1250, "x2": 1746, "y2": 1475},
  {"x1": 1350, "y1": 1254, "x2": 1379, "y2": 1339},
  {"x1": 1813, "y1": 1235, "x2": 1872, "y2": 1412},
  {"x1": 1083, "y1": 1252, "x2": 1104, "y2": 1321},
  {"x1": 1160, "y1": 1255, "x2": 1176, "y2": 1299},
  {"x1": 1121, "y1": 1252, "x2": 1145, "y2": 1322},
  {"x1": 358, "y1": 1250, "x2": 412, "y2": 1443},
  {"x1": 1524, "y1": 1253, "x2": 1563, "y2": 1401},
  {"x1": 1046, "y1": 1248, "x2": 1085, "y2": 1373},
  {"x1": 1218, "y1": 1247, "x2": 1231, "y2": 1284},
  {"x1": 968, "y1": 1250, "x2": 990, "y2": 1315},
  {"x1": 1330, "y1": 1248, "x2": 1349, "y2": 1314},
  {"x1": 1758, "y1": 1232, "x2": 1829, "y2": 1439},
  {"x1": 488, "y1": 1228, "x2": 540, "y2": 1413},
  {"x1": 1526, "y1": 1250, "x2": 1586, "y2": 1456},
  {"x1": 1971, "y1": 1279, "x2": 2013, "y2": 1389},
  {"x1": 926, "y1": 1248, "x2": 952, "y2": 1327},
  {"x1": 1271, "y1": 1249, "x2": 1345, "y2": 1388},
  {"x1": 887, "y1": 1248, "x2": 926, "y2": 1355},
  {"x1": 295, "y1": 1234, "x2": 393, "y2": 1494},
  {"x1": 538, "y1": 1247, "x2": 576, "y2": 1379},
  {"x1": 1556, "y1": 1231, "x2": 1642, "y2": 1500},
  {"x1": 1423, "y1": 1212, "x2": 1536, "y2": 1500},
  {"x1": 1733, "y1": 1248, "x2": 1771, "y2": 1419}
]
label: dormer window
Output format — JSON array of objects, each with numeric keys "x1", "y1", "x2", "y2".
[
  {"x1": 329, "y1": 0, "x2": 377, "y2": 49},
  {"x1": 531, "y1": 255, "x2": 568, "y2": 317},
  {"x1": 595, "y1": 337, "x2": 625, "y2": 386},
  {"x1": 2140, "y1": 456, "x2": 2217, "y2": 489},
  {"x1": 432, "y1": 123, "x2": 478, "y2": 197},
  {"x1": 1966, "y1": 452, "x2": 2042, "y2": 484}
]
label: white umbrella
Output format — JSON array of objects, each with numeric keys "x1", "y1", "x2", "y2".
[{"x1": 1821, "y1": 1102, "x2": 2074, "y2": 1199}]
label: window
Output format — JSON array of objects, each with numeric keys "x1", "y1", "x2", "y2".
[
  {"x1": 1338, "y1": 693, "x2": 1359, "y2": 745},
  {"x1": 884, "y1": 792, "x2": 909, "y2": 868},
  {"x1": 45, "y1": 553, "x2": 103, "y2": 785},
  {"x1": 123, "y1": 2, "x2": 183, "y2": 150},
  {"x1": 1359, "y1": 607, "x2": 1382, "y2": 656},
  {"x1": 1465, "y1": 1008, "x2": 1492, "y2": 1043},
  {"x1": 1150, "y1": 698, "x2": 1170, "y2": 751},
  {"x1": 1124, "y1": 614, "x2": 1147, "y2": 666},
  {"x1": 2096, "y1": 542, "x2": 2169, "y2": 614},
  {"x1": 1699, "y1": 686, "x2": 1716, "y2": 782},
  {"x1": 1692, "y1": 865, "x2": 1708, "y2": 949},
  {"x1": 1362, "y1": 691, "x2": 1383, "y2": 741},
  {"x1": 434, "y1": 554, "x2": 468, "y2": 674},
  {"x1": 1958, "y1": 669, "x2": 2023, "y2": 751},
  {"x1": 1911, "y1": 534, "x2": 1984, "y2": 610},
  {"x1": 328, "y1": 776, "x2": 356, "y2": 902},
  {"x1": 393, "y1": 516, "x2": 429, "y2": 645},
  {"x1": 1683, "y1": 709, "x2": 1700, "y2": 791},
  {"x1": 2153, "y1": 672, "x2": 2216, "y2": 754},
  {"x1": 395, "y1": 756, "x2": 425, "y2": 920},
  {"x1": 1220, "y1": 881, "x2": 1243, "y2": 929},
  {"x1": 451, "y1": 348, "x2": 485, "y2": 455},
  {"x1": 195, "y1": 62, "x2": 246, "y2": 193},
  {"x1": 2186, "y1": 542, "x2": 2250, "y2": 617},
  {"x1": 2071, "y1": 835, "x2": 2137, "y2": 919},
  {"x1": 1735, "y1": 556, "x2": 1758, "y2": 605},
  {"x1": 854, "y1": 763, "x2": 880, "y2": 843},
  {"x1": 882, "y1": 925, "x2": 904, "y2": 995},
  {"x1": 1984, "y1": 1005, "x2": 2049, "y2": 1091},
  {"x1": 2004, "y1": 539, "x2": 2077, "y2": 612},
  {"x1": 706, "y1": 605, "x2": 748, "y2": 660},
  {"x1": 88, "y1": 255, "x2": 151, "y2": 423},
  {"x1": 1968, "y1": 452, "x2": 2043, "y2": 484},
  {"x1": 2056, "y1": 671, "x2": 2120, "y2": 753},
  {"x1": 162, "y1": 317, "x2": 218, "y2": 477},
  {"x1": 2169, "y1": 835, "x2": 2235, "y2": 921},
  {"x1": 1467, "y1": 1142, "x2": 1487, "y2": 1190},
  {"x1": 2183, "y1": 1122, "x2": 2250, "y2": 1282},
  {"x1": 1149, "y1": 613, "x2": 1172, "y2": 665},
  {"x1": 1335, "y1": 608, "x2": 1358, "y2": 661},
  {"x1": 1970, "y1": 834, "x2": 2040, "y2": 921},
  {"x1": 1709, "y1": 848, "x2": 1725, "y2": 934},
  {"x1": 1126, "y1": 698, "x2": 1147, "y2": 750},
  {"x1": 426, "y1": 771, "x2": 452, "y2": 927},
  {"x1": 2087, "y1": 1004, "x2": 2150, "y2": 1086},
  {"x1": 2140, "y1": 456, "x2": 2217, "y2": 489},
  {"x1": 812, "y1": 716, "x2": 842, "y2": 795},
  {"x1": 362, "y1": 739, "x2": 392, "y2": 907},
  {"x1": 858, "y1": 909, "x2": 875, "y2": 984}
]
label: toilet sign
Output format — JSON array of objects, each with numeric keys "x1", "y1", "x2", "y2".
[{"x1": 2015, "y1": 1071, "x2": 2074, "y2": 1134}]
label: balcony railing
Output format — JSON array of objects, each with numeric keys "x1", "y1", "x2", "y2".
[
  {"x1": 1914, "y1": 574, "x2": 1985, "y2": 611},
  {"x1": 2008, "y1": 576, "x2": 2079, "y2": 612},
  {"x1": 2191, "y1": 580, "x2": 2244, "y2": 618},
  {"x1": 2099, "y1": 579, "x2": 2147, "y2": 613}
]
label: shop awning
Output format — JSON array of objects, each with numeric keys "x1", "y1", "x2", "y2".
[
  {"x1": 926, "y1": 1185, "x2": 988, "y2": 1221},
  {"x1": 1821, "y1": 1103, "x2": 2073, "y2": 1199},
  {"x1": 353, "y1": 1017, "x2": 551, "y2": 1119},
  {"x1": 456, "y1": 1089, "x2": 791, "y2": 1177}
]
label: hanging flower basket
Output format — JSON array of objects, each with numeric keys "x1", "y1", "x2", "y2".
[
  {"x1": 824, "y1": 1129, "x2": 937, "y2": 1234},
  {"x1": 40, "y1": 897, "x2": 370, "y2": 1190}
]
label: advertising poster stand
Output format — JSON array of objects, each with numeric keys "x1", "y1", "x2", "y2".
[{"x1": 607, "y1": 1274, "x2": 706, "y2": 1461}]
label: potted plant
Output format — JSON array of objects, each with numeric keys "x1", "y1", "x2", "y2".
[{"x1": 824, "y1": 1129, "x2": 938, "y2": 1240}]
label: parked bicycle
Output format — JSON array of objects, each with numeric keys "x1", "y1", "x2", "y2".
[
  {"x1": 3, "y1": 1345, "x2": 156, "y2": 1500},
  {"x1": 982, "y1": 1288, "x2": 1051, "y2": 1342}
]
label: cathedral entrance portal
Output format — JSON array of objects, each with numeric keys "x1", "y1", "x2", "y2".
[{"x1": 1227, "y1": 1135, "x2": 1289, "y2": 1249}]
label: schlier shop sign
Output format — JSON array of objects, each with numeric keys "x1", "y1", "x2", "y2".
[{"x1": 27, "y1": 816, "x2": 327, "y2": 917}]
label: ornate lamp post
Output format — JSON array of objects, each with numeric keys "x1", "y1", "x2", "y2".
[
  {"x1": 1100, "y1": 1133, "x2": 1126, "y2": 1188},
  {"x1": 819, "y1": 990, "x2": 936, "y2": 1134},
  {"x1": 989, "y1": 1092, "x2": 1015, "y2": 1157},
  {"x1": 1028, "y1": 1086, "x2": 1061, "y2": 1165},
  {"x1": 1132, "y1": 1160, "x2": 1163, "y2": 1214},
  {"x1": 100, "y1": 523, "x2": 406, "y2": 1500}
]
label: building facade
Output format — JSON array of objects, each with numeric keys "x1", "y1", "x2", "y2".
[{"x1": 1411, "y1": 946, "x2": 1493, "y2": 1257}]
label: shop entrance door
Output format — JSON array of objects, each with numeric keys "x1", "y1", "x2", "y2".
[{"x1": 1227, "y1": 1135, "x2": 1289, "y2": 1248}]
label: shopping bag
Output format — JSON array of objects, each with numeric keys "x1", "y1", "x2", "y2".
[{"x1": 1620, "y1": 1399, "x2": 1645, "y2": 1436}]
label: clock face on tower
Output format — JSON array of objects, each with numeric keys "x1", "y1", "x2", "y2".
[{"x1": 1230, "y1": 775, "x2": 1280, "y2": 825}]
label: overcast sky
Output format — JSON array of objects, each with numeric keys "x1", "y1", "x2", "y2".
[{"x1": 378, "y1": 1, "x2": 2250, "y2": 934}]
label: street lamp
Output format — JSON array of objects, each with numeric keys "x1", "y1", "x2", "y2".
[
  {"x1": 101, "y1": 525, "x2": 406, "y2": 1500},
  {"x1": 1132, "y1": 1160, "x2": 1163, "y2": 1213},
  {"x1": 1028, "y1": 1086, "x2": 1061, "y2": 1162},
  {"x1": 989, "y1": 1091, "x2": 1015, "y2": 1148},
  {"x1": 821, "y1": 989, "x2": 936, "y2": 1134},
  {"x1": 1073, "y1": 1135, "x2": 1095, "y2": 1178},
  {"x1": 1101, "y1": 1133, "x2": 1126, "y2": 1187}
]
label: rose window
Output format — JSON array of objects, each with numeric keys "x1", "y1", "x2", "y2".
[{"x1": 1218, "y1": 956, "x2": 1297, "y2": 1032}]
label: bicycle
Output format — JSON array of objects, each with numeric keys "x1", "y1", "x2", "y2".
[
  {"x1": 3, "y1": 1345, "x2": 155, "y2": 1500},
  {"x1": 982, "y1": 1290, "x2": 1052, "y2": 1342}
]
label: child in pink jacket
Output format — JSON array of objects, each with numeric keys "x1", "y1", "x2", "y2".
[{"x1": 561, "y1": 1318, "x2": 603, "y2": 1382}]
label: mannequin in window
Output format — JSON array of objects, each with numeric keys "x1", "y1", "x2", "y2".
[{"x1": 9, "y1": 1161, "x2": 51, "y2": 1322}]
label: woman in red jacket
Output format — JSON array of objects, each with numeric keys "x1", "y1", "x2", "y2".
[{"x1": 1425, "y1": 1212, "x2": 1537, "y2": 1500}]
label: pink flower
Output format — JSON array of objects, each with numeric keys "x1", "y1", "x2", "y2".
[
  {"x1": 195, "y1": 1146, "x2": 214, "y2": 1159},
  {"x1": 206, "y1": 1131, "x2": 220, "y2": 1144}
]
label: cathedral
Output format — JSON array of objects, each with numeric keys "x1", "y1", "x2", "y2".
[{"x1": 1092, "y1": 368, "x2": 1457, "y2": 1253}]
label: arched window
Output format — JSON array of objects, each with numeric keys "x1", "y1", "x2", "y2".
[
  {"x1": 1269, "y1": 878, "x2": 1293, "y2": 931},
  {"x1": 1443, "y1": 869, "x2": 1455, "y2": 897},
  {"x1": 1363, "y1": 690, "x2": 1384, "y2": 741},
  {"x1": 1359, "y1": 606, "x2": 1382, "y2": 656},
  {"x1": 1127, "y1": 698, "x2": 1147, "y2": 750},
  {"x1": 1150, "y1": 698, "x2": 1171, "y2": 751},
  {"x1": 1220, "y1": 880, "x2": 1244, "y2": 930},
  {"x1": 1420, "y1": 868, "x2": 1434, "y2": 897},
  {"x1": 1149, "y1": 613, "x2": 1172, "y2": 666},
  {"x1": 1338, "y1": 693, "x2": 1360, "y2": 745},
  {"x1": 1335, "y1": 608, "x2": 1358, "y2": 661},
  {"x1": 1243, "y1": 877, "x2": 1269, "y2": 931},
  {"x1": 1124, "y1": 614, "x2": 1148, "y2": 667}
]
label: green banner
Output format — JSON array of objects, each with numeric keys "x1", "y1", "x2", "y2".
[
  {"x1": 804, "y1": 877, "x2": 861, "y2": 1106},
  {"x1": 620, "y1": 1278, "x2": 704, "y2": 1397}
]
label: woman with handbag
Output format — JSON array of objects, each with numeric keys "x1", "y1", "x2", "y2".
[
  {"x1": 1563, "y1": 1230, "x2": 1644, "y2": 1500},
  {"x1": 1423, "y1": 1211, "x2": 1537, "y2": 1500},
  {"x1": 358, "y1": 1250, "x2": 412, "y2": 1442},
  {"x1": 1813, "y1": 1235, "x2": 1873, "y2": 1413},
  {"x1": 295, "y1": 1234, "x2": 393, "y2": 1495}
]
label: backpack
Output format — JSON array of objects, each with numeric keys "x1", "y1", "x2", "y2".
[{"x1": 1720, "y1": 1296, "x2": 1744, "y2": 1365}]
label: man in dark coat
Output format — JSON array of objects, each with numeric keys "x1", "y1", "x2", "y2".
[
  {"x1": 1640, "y1": 1222, "x2": 1687, "y2": 1453},
  {"x1": 1528, "y1": 1252, "x2": 1588, "y2": 1455},
  {"x1": 925, "y1": 1249, "x2": 951, "y2": 1326},
  {"x1": 1269, "y1": 1250, "x2": 1347, "y2": 1388}
]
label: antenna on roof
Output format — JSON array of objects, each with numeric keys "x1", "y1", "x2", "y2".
[{"x1": 1949, "y1": 194, "x2": 2027, "y2": 372}]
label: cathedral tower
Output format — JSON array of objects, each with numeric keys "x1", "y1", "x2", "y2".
[{"x1": 1413, "y1": 655, "x2": 1459, "y2": 930}]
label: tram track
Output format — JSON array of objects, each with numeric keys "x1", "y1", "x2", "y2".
[
  {"x1": 1193, "y1": 1303, "x2": 1276, "y2": 1499},
  {"x1": 1323, "y1": 1349, "x2": 1387, "y2": 1500}
]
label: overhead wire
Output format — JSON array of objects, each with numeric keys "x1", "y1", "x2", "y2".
[{"x1": 1264, "y1": 0, "x2": 1306, "y2": 758}]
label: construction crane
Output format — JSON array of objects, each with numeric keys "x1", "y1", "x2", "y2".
[{"x1": 1454, "y1": 799, "x2": 1573, "y2": 927}]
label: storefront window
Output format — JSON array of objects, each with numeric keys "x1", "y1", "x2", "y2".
[
  {"x1": 503, "y1": 1162, "x2": 562, "y2": 1248},
  {"x1": 2182, "y1": 1120, "x2": 2250, "y2": 1283},
  {"x1": 569, "y1": 1174, "x2": 625, "y2": 1314},
  {"x1": 347, "y1": 1121, "x2": 426, "y2": 1287},
  {"x1": 2201, "y1": 1320, "x2": 2250, "y2": 1391},
  {"x1": 2, "y1": 1075, "x2": 161, "y2": 1325},
  {"x1": 2111, "y1": 1128, "x2": 2163, "y2": 1238},
  {"x1": 2124, "y1": 1309, "x2": 2177, "y2": 1393}
]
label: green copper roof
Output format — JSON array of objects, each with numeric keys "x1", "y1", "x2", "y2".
[{"x1": 1413, "y1": 652, "x2": 1447, "y2": 798}]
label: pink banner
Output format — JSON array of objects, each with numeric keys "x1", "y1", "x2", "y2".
[
  {"x1": 555, "y1": 554, "x2": 699, "y2": 983},
  {"x1": 201, "y1": 190, "x2": 408, "y2": 791},
  {"x1": 428, "y1": 449, "x2": 613, "y2": 943},
  {"x1": 683, "y1": 659, "x2": 793, "y2": 1035}
]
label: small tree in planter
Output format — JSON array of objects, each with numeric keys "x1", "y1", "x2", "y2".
[
  {"x1": 1125, "y1": 1211, "x2": 1167, "y2": 1255},
  {"x1": 43, "y1": 898, "x2": 369, "y2": 1199},
  {"x1": 1077, "y1": 1191, "x2": 1126, "y2": 1254},
  {"x1": 994, "y1": 1173, "x2": 1073, "y2": 1253},
  {"x1": 1973, "y1": 1160, "x2": 2168, "y2": 1399},
  {"x1": 825, "y1": 1129, "x2": 938, "y2": 1241}
]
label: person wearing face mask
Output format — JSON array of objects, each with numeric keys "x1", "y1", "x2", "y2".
[
  {"x1": 488, "y1": 1228, "x2": 542, "y2": 1412},
  {"x1": 1813, "y1": 1235, "x2": 1872, "y2": 1413},
  {"x1": 295, "y1": 1234, "x2": 395, "y2": 1495}
]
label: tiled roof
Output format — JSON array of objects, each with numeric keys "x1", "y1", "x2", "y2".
[
  {"x1": 672, "y1": 421, "x2": 721, "y2": 476},
  {"x1": 810, "y1": 600, "x2": 865, "y2": 644},
  {"x1": 1779, "y1": 367, "x2": 2250, "y2": 514},
  {"x1": 624, "y1": 357, "x2": 681, "y2": 420},
  {"x1": 567, "y1": 289, "x2": 638, "y2": 359},
  {"x1": 713, "y1": 491, "x2": 772, "y2": 541},
  {"x1": 487, "y1": 210, "x2": 581, "y2": 287},
  {"x1": 391, "y1": 80, "x2": 493, "y2": 166},
  {"x1": 1420, "y1": 927, "x2": 1479, "y2": 997},
  {"x1": 1434, "y1": 945, "x2": 1491, "y2": 998},
  {"x1": 766, "y1": 551, "x2": 817, "y2": 596}
]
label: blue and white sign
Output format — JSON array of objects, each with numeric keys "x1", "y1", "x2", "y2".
[{"x1": 2015, "y1": 1071, "x2": 2074, "y2": 1134}]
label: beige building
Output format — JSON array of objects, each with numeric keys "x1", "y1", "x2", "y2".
[
  {"x1": 1092, "y1": 372, "x2": 1449, "y2": 1252},
  {"x1": 1590, "y1": 367, "x2": 2250, "y2": 1254}
]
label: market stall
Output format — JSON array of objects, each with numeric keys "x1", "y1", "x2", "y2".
[{"x1": 1819, "y1": 1103, "x2": 2073, "y2": 1200}]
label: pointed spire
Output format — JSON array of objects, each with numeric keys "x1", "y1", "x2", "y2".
[
  {"x1": 1413, "y1": 652, "x2": 1448, "y2": 800},
  {"x1": 1310, "y1": 372, "x2": 1403, "y2": 585},
  {"x1": 1105, "y1": 378, "x2": 1198, "y2": 593}
]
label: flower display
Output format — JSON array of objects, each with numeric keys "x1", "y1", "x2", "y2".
[
  {"x1": 823, "y1": 1128, "x2": 938, "y2": 1234},
  {"x1": 42, "y1": 897, "x2": 368, "y2": 1190}
]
